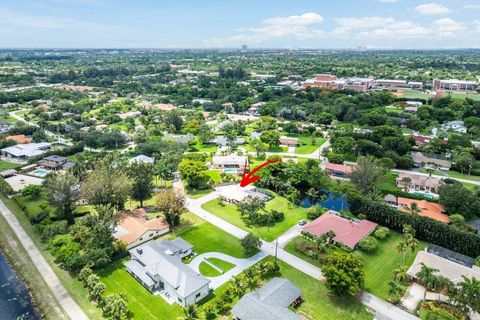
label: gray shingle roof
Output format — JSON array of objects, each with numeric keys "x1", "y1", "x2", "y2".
[{"x1": 231, "y1": 278, "x2": 301, "y2": 320}]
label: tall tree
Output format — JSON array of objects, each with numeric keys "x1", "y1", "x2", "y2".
[
  {"x1": 102, "y1": 293, "x2": 129, "y2": 320},
  {"x1": 350, "y1": 155, "x2": 384, "y2": 195},
  {"x1": 128, "y1": 162, "x2": 154, "y2": 207},
  {"x1": 44, "y1": 172, "x2": 81, "y2": 224},
  {"x1": 155, "y1": 188, "x2": 186, "y2": 227},
  {"x1": 322, "y1": 252, "x2": 365, "y2": 297}
]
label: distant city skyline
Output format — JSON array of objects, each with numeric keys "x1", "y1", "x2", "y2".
[{"x1": 0, "y1": 0, "x2": 479, "y2": 49}]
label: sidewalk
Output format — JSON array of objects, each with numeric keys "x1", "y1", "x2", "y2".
[{"x1": 0, "y1": 199, "x2": 89, "y2": 320}]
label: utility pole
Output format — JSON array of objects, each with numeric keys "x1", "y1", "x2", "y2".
[{"x1": 275, "y1": 237, "x2": 278, "y2": 261}]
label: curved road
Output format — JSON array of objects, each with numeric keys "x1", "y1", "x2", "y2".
[{"x1": 0, "y1": 199, "x2": 88, "y2": 320}]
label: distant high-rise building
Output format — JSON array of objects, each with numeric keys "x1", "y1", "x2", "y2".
[{"x1": 241, "y1": 45, "x2": 248, "y2": 51}]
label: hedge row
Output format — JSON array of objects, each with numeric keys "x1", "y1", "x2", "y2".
[
  {"x1": 0, "y1": 177, "x2": 14, "y2": 195},
  {"x1": 349, "y1": 197, "x2": 480, "y2": 258}
]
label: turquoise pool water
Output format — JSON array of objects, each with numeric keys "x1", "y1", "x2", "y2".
[{"x1": 32, "y1": 169, "x2": 48, "y2": 177}]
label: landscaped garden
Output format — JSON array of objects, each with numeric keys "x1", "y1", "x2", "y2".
[{"x1": 201, "y1": 195, "x2": 309, "y2": 241}]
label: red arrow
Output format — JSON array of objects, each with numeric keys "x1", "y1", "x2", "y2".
[{"x1": 240, "y1": 158, "x2": 281, "y2": 187}]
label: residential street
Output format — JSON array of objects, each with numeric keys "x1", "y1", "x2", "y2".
[{"x1": 0, "y1": 199, "x2": 89, "y2": 320}]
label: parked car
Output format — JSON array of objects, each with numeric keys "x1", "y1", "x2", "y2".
[{"x1": 298, "y1": 219, "x2": 307, "y2": 226}]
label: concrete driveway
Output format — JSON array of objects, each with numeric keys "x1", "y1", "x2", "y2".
[{"x1": 188, "y1": 251, "x2": 267, "y2": 289}]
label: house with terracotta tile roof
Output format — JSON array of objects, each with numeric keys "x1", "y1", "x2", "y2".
[
  {"x1": 114, "y1": 209, "x2": 169, "y2": 249},
  {"x1": 384, "y1": 195, "x2": 449, "y2": 223},
  {"x1": 324, "y1": 163, "x2": 354, "y2": 179},
  {"x1": 6, "y1": 134, "x2": 32, "y2": 144},
  {"x1": 303, "y1": 211, "x2": 377, "y2": 249}
]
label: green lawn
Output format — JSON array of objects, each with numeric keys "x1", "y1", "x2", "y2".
[
  {"x1": 374, "y1": 172, "x2": 401, "y2": 193},
  {"x1": 207, "y1": 257, "x2": 235, "y2": 273},
  {"x1": 201, "y1": 195, "x2": 309, "y2": 241},
  {"x1": 186, "y1": 187, "x2": 214, "y2": 199},
  {"x1": 356, "y1": 231, "x2": 427, "y2": 299},
  {"x1": 397, "y1": 89, "x2": 433, "y2": 100},
  {"x1": 445, "y1": 170, "x2": 480, "y2": 182},
  {"x1": 15, "y1": 192, "x2": 54, "y2": 219},
  {"x1": 284, "y1": 231, "x2": 427, "y2": 300},
  {"x1": 190, "y1": 140, "x2": 218, "y2": 153},
  {"x1": 290, "y1": 134, "x2": 326, "y2": 155},
  {"x1": 0, "y1": 159, "x2": 21, "y2": 171},
  {"x1": 174, "y1": 212, "x2": 256, "y2": 259},
  {"x1": 199, "y1": 261, "x2": 222, "y2": 277},
  {"x1": 206, "y1": 169, "x2": 222, "y2": 184},
  {"x1": 385, "y1": 105, "x2": 405, "y2": 114}
]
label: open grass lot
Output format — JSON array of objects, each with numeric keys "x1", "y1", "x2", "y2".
[
  {"x1": 284, "y1": 231, "x2": 427, "y2": 300},
  {"x1": 445, "y1": 92, "x2": 480, "y2": 101},
  {"x1": 290, "y1": 134, "x2": 326, "y2": 154},
  {"x1": 186, "y1": 187, "x2": 214, "y2": 199},
  {"x1": 206, "y1": 169, "x2": 222, "y2": 184},
  {"x1": 190, "y1": 140, "x2": 218, "y2": 153},
  {"x1": 173, "y1": 212, "x2": 256, "y2": 259},
  {"x1": 444, "y1": 170, "x2": 480, "y2": 182},
  {"x1": 199, "y1": 261, "x2": 222, "y2": 277},
  {"x1": 0, "y1": 159, "x2": 21, "y2": 171},
  {"x1": 14, "y1": 192, "x2": 54, "y2": 219},
  {"x1": 385, "y1": 105, "x2": 405, "y2": 114},
  {"x1": 396, "y1": 89, "x2": 433, "y2": 100},
  {"x1": 201, "y1": 195, "x2": 309, "y2": 241}
]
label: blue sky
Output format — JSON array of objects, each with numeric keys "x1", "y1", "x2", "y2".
[{"x1": 0, "y1": 0, "x2": 479, "y2": 48}]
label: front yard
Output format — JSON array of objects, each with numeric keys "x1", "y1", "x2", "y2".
[
  {"x1": 291, "y1": 134, "x2": 326, "y2": 155},
  {"x1": 201, "y1": 195, "x2": 309, "y2": 241}
]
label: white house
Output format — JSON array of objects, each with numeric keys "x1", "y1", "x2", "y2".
[
  {"x1": 125, "y1": 238, "x2": 210, "y2": 306},
  {"x1": 129, "y1": 154, "x2": 154, "y2": 165},
  {"x1": 1, "y1": 142, "x2": 51, "y2": 162}
]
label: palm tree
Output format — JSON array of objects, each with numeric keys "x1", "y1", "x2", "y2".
[
  {"x1": 392, "y1": 267, "x2": 410, "y2": 285},
  {"x1": 408, "y1": 202, "x2": 421, "y2": 216},
  {"x1": 458, "y1": 276, "x2": 480, "y2": 313},
  {"x1": 401, "y1": 176, "x2": 412, "y2": 192},
  {"x1": 416, "y1": 263, "x2": 439, "y2": 290},
  {"x1": 367, "y1": 189, "x2": 384, "y2": 202},
  {"x1": 306, "y1": 187, "x2": 319, "y2": 203},
  {"x1": 182, "y1": 305, "x2": 200, "y2": 320},
  {"x1": 388, "y1": 281, "x2": 404, "y2": 304},
  {"x1": 396, "y1": 241, "x2": 408, "y2": 268},
  {"x1": 229, "y1": 277, "x2": 245, "y2": 297}
]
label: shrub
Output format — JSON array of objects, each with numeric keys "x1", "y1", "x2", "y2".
[
  {"x1": 270, "y1": 209, "x2": 284, "y2": 222},
  {"x1": 30, "y1": 210, "x2": 49, "y2": 224},
  {"x1": 21, "y1": 185, "x2": 42, "y2": 199},
  {"x1": 327, "y1": 153, "x2": 345, "y2": 164},
  {"x1": 0, "y1": 176, "x2": 14, "y2": 195},
  {"x1": 475, "y1": 256, "x2": 480, "y2": 267},
  {"x1": 358, "y1": 236, "x2": 378, "y2": 253},
  {"x1": 373, "y1": 227, "x2": 390, "y2": 240},
  {"x1": 41, "y1": 221, "x2": 69, "y2": 241},
  {"x1": 307, "y1": 206, "x2": 326, "y2": 220}
]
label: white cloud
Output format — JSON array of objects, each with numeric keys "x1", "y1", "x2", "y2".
[
  {"x1": 335, "y1": 17, "x2": 395, "y2": 29},
  {"x1": 378, "y1": 0, "x2": 400, "y2": 2},
  {"x1": 414, "y1": 3, "x2": 451, "y2": 15},
  {"x1": 465, "y1": 4, "x2": 480, "y2": 9},
  {"x1": 203, "y1": 12, "x2": 325, "y2": 46},
  {"x1": 432, "y1": 18, "x2": 466, "y2": 36},
  {"x1": 474, "y1": 20, "x2": 480, "y2": 32}
]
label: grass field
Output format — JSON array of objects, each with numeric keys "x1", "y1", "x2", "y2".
[
  {"x1": 206, "y1": 169, "x2": 222, "y2": 184},
  {"x1": 0, "y1": 159, "x2": 21, "y2": 171},
  {"x1": 385, "y1": 105, "x2": 405, "y2": 114},
  {"x1": 201, "y1": 195, "x2": 308, "y2": 241},
  {"x1": 199, "y1": 261, "x2": 222, "y2": 277},
  {"x1": 186, "y1": 187, "x2": 214, "y2": 199},
  {"x1": 374, "y1": 172, "x2": 401, "y2": 193},
  {"x1": 291, "y1": 134, "x2": 326, "y2": 155},
  {"x1": 207, "y1": 257, "x2": 235, "y2": 273},
  {"x1": 396, "y1": 89, "x2": 433, "y2": 100},
  {"x1": 284, "y1": 231, "x2": 427, "y2": 300},
  {"x1": 190, "y1": 140, "x2": 218, "y2": 153}
]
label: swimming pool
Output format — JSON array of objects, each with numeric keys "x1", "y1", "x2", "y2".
[
  {"x1": 223, "y1": 168, "x2": 239, "y2": 174},
  {"x1": 411, "y1": 191, "x2": 436, "y2": 199},
  {"x1": 31, "y1": 169, "x2": 49, "y2": 177}
]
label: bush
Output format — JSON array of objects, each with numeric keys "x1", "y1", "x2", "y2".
[
  {"x1": 327, "y1": 153, "x2": 344, "y2": 164},
  {"x1": 41, "y1": 221, "x2": 69, "y2": 241},
  {"x1": 0, "y1": 176, "x2": 14, "y2": 195},
  {"x1": 373, "y1": 227, "x2": 390, "y2": 240},
  {"x1": 29, "y1": 210, "x2": 49, "y2": 224},
  {"x1": 358, "y1": 236, "x2": 378, "y2": 253},
  {"x1": 307, "y1": 206, "x2": 327, "y2": 220},
  {"x1": 21, "y1": 185, "x2": 42, "y2": 199},
  {"x1": 475, "y1": 256, "x2": 480, "y2": 267},
  {"x1": 270, "y1": 209, "x2": 284, "y2": 222}
]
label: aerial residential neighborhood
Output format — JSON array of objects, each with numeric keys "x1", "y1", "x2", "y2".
[{"x1": 0, "y1": 1, "x2": 479, "y2": 320}]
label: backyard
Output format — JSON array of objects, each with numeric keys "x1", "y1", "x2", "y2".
[
  {"x1": 290, "y1": 134, "x2": 326, "y2": 155},
  {"x1": 201, "y1": 195, "x2": 309, "y2": 241},
  {"x1": 0, "y1": 159, "x2": 21, "y2": 171}
]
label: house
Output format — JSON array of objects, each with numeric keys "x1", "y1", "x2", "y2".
[
  {"x1": 440, "y1": 121, "x2": 467, "y2": 134},
  {"x1": 161, "y1": 133, "x2": 194, "y2": 144},
  {"x1": 113, "y1": 209, "x2": 169, "y2": 249},
  {"x1": 385, "y1": 195, "x2": 449, "y2": 223},
  {"x1": 433, "y1": 79, "x2": 477, "y2": 91},
  {"x1": 395, "y1": 173, "x2": 443, "y2": 194},
  {"x1": 216, "y1": 184, "x2": 272, "y2": 204},
  {"x1": 0, "y1": 120, "x2": 11, "y2": 134},
  {"x1": 38, "y1": 155, "x2": 76, "y2": 171},
  {"x1": 129, "y1": 154, "x2": 154, "y2": 165},
  {"x1": 303, "y1": 211, "x2": 377, "y2": 249},
  {"x1": 408, "y1": 82, "x2": 424, "y2": 89},
  {"x1": 411, "y1": 152, "x2": 451, "y2": 170},
  {"x1": 1, "y1": 142, "x2": 51, "y2": 162},
  {"x1": 411, "y1": 134, "x2": 432, "y2": 147},
  {"x1": 407, "y1": 247, "x2": 480, "y2": 284},
  {"x1": 231, "y1": 278, "x2": 302, "y2": 320},
  {"x1": 211, "y1": 154, "x2": 248, "y2": 174},
  {"x1": 212, "y1": 136, "x2": 245, "y2": 147},
  {"x1": 153, "y1": 103, "x2": 176, "y2": 111},
  {"x1": 124, "y1": 238, "x2": 210, "y2": 306},
  {"x1": 249, "y1": 131, "x2": 262, "y2": 139},
  {"x1": 279, "y1": 136, "x2": 299, "y2": 147},
  {"x1": 6, "y1": 134, "x2": 32, "y2": 144},
  {"x1": 0, "y1": 169, "x2": 17, "y2": 178},
  {"x1": 374, "y1": 79, "x2": 407, "y2": 88},
  {"x1": 324, "y1": 163, "x2": 354, "y2": 179}
]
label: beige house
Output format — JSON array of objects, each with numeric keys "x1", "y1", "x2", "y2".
[
  {"x1": 396, "y1": 173, "x2": 443, "y2": 193},
  {"x1": 114, "y1": 209, "x2": 169, "y2": 249},
  {"x1": 279, "y1": 136, "x2": 299, "y2": 147},
  {"x1": 211, "y1": 154, "x2": 248, "y2": 174}
]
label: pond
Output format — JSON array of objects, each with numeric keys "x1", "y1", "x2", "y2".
[
  {"x1": 0, "y1": 252, "x2": 39, "y2": 320},
  {"x1": 300, "y1": 192, "x2": 349, "y2": 212}
]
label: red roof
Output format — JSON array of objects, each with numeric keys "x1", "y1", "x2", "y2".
[
  {"x1": 325, "y1": 163, "x2": 353, "y2": 175},
  {"x1": 303, "y1": 212, "x2": 377, "y2": 249},
  {"x1": 6, "y1": 134, "x2": 32, "y2": 144}
]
